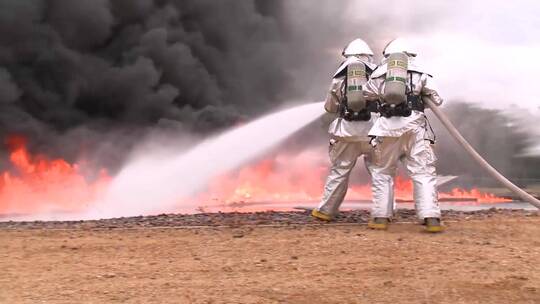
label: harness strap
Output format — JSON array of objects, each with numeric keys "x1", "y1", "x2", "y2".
[{"x1": 406, "y1": 72, "x2": 424, "y2": 112}]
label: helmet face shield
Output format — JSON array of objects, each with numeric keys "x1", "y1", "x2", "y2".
[
  {"x1": 353, "y1": 54, "x2": 374, "y2": 64},
  {"x1": 383, "y1": 52, "x2": 416, "y2": 58}
]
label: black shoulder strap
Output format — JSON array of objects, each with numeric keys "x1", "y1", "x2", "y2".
[{"x1": 407, "y1": 71, "x2": 413, "y2": 95}]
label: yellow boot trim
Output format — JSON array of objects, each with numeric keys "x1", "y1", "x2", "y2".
[
  {"x1": 425, "y1": 225, "x2": 445, "y2": 233},
  {"x1": 368, "y1": 221, "x2": 388, "y2": 230},
  {"x1": 311, "y1": 209, "x2": 332, "y2": 221}
]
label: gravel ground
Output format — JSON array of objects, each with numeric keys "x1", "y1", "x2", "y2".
[
  {"x1": 1, "y1": 210, "x2": 539, "y2": 304},
  {"x1": 0, "y1": 208, "x2": 537, "y2": 230}
]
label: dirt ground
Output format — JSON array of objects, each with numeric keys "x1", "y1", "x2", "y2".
[{"x1": 1, "y1": 214, "x2": 539, "y2": 304}]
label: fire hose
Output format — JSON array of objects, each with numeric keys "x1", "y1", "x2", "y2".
[{"x1": 423, "y1": 97, "x2": 540, "y2": 209}]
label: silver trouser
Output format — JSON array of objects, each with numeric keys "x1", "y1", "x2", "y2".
[
  {"x1": 370, "y1": 126, "x2": 441, "y2": 220},
  {"x1": 317, "y1": 140, "x2": 372, "y2": 216}
]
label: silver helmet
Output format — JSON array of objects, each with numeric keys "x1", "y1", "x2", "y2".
[
  {"x1": 342, "y1": 38, "x2": 374, "y2": 57},
  {"x1": 383, "y1": 38, "x2": 418, "y2": 57}
]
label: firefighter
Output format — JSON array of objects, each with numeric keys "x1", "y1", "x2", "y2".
[
  {"x1": 312, "y1": 38, "x2": 379, "y2": 221},
  {"x1": 364, "y1": 38, "x2": 444, "y2": 232}
]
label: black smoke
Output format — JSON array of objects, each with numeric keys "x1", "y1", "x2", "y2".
[
  {"x1": 1, "y1": 0, "x2": 539, "y2": 184},
  {"x1": 0, "y1": 0, "x2": 295, "y2": 169}
]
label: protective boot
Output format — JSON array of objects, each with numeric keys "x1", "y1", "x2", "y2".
[
  {"x1": 368, "y1": 217, "x2": 389, "y2": 230},
  {"x1": 424, "y1": 217, "x2": 444, "y2": 233},
  {"x1": 311, "y1": 209, "x2": 332, "y2": 222}
]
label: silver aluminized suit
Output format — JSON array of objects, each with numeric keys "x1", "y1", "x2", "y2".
[
  {"x1": 316, "y1": 56, "x2": 377, "y2": 217},
  {"x1": 364, "y1": 58, "x2": 443, "y2": 220}
]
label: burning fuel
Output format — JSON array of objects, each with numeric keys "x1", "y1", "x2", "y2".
[
  {"x1": 0, "y1": 147, "x2": 511, "y2": 219},
  {"x1": 195, "y1": 153, "x2": 511, "y2": 208},
  {"x1": 0, "y1": 136, "x2": 110, "y2": 216},
  {"x1": 0, "y1": 105, "x2": 514, "y2": 220}
]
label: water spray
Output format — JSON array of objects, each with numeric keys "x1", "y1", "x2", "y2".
[
  {"x1": 424, "y1": 97, "x2": 540, "y2": 209},
  {"x1": 87, "y1": 102, "x2": 326, "y2": 219}
]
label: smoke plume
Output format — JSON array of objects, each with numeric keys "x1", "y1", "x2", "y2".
[
  {"x1": 0, "y1": 0, "x2": 298, "y2": 169},
  {"x1": 0, "y1": 0, "x2": 538, "y2": 183}
]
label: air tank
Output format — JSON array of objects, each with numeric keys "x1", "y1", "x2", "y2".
[
  {"x1": 345, "y1": 61, "x2": 367, "y2": 111},
  {"x1": 383, "y1": 52, "x2": 408, "y2": 105}
]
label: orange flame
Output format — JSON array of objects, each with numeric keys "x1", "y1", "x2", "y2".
[
  {"x1": 0, "y1": 137, "x2": 510, "y2": 217},
  {"x1": 388, "y1": 176, "x2": 510, "y2": 203},
  {"x1": 197, "y1": 151, "x2": 328, "y2": 204},
  {"x1": 0, "y1": 136, "x2": 111, "y2": 215},
  {"x1": 200, "y1": 153, "x2": 511, "y2": 207}
]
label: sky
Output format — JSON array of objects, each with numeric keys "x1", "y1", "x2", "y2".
[
  {"x1": 407, "y1": 1, "x2": 540, "y2": 112},
  {"x1": 288, "y1": 0, "x2": 540, "y2": 112}
]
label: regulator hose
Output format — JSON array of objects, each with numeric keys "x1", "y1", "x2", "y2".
[{"x1": 423, "y1": 97, "x2": 540, "y2": 209}]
